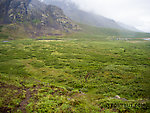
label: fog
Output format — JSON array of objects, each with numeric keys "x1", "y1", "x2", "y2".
[
  {"x1": 70, "y1": 0, "x2": 150, "y2": 32},
  {"x1": 42, "y1": 0, "x2": 150, "y2": 32}
]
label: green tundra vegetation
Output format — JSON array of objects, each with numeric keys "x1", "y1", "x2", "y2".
[{"x1": 0, "y1": 25, "x2": 150, "y2": 112}]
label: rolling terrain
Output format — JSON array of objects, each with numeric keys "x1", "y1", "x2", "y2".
[
  {"x1": 0, "y1": 0, "x2": 150, "y2": 113},
  {"x1": 0, "y1": 25, "x2": 150, "y2": 112}
]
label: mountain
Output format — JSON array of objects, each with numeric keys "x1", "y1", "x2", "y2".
[
  {"x1": 43, "y1": 0, "x2": 139, "y2": 31},
  {"x1": 118, "y1": 22, "x2": 141, "y2": 32},
  {"x1": 0, "y1": 0, "x2": 80, "y2": 37},
  {"x1": 43, "y1": 0, "x2": 122, "y2": 29}
]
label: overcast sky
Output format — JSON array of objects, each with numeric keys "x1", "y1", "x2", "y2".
[{"x1": 70, "y1": 0, "x2": 150, "y2": 32}]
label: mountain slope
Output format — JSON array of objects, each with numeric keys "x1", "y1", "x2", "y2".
[
  {"x1": 118, "y1": 22, "x2": 141, "y2": 32},
  {"x1": 43, "y1": 0, "x2": 140, "y2": 32},
  {"x1": 0, "y1": 0, "x2": 80, "y2": 37},
  {"x1": 43, "y1": 0, "x2": 122, "y2": 29}
]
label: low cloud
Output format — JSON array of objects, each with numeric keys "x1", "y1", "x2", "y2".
[{"x1": 71, "y1": 0, "x2": 150, "y2": 32}]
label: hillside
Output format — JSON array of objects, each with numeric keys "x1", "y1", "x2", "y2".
[
  {"x1": 118, "y1": 22, "x2": 141, "y2": 32},
  {"x1": 0, "y1": 0, "x2": 80, "y2": 37},
  {"x1": 0, "y1": 0, "x2": 149, "y2": 40},
  {"x1": 43, "y1": 0, "x2": 139, "y2": 31},
  {"x1": 79, "y1": 24, "x2": 150, "y2": 38}
]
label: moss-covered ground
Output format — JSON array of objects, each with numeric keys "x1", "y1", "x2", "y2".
[{"x1": 0, "y1": 25, "x2": 150, "y2": 112}]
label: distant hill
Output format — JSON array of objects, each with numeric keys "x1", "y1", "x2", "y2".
[
  {"x1": 43, "y1": 0, "x2": 139, "y2": 32},
  {"x1": 118, "y1": 22, "x2": 141, "y2": 32},
  {"x1": 0, "y1": 0, "x2": 80, "y2": 37},
  {"x1": 78, "y1": 24, "x2": 150, "y2": 39}
]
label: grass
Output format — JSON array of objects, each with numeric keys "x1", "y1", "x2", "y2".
[
  {"x1": 0, "y1": 37, "x2": 150, "y2": 112},
  {"x1": 0, "y1": 24, "x2": 150, "y2": 112}
]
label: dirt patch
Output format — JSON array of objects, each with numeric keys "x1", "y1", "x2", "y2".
[
  {"x1": 0, "y1": 82, "x2": 22, "y2": 113},
  {"x1": 0, "y1": 82, "x2": 41, "y2": 113},
  {"x1": 18, "y1": 85, "x2": 41, "y2": 113},
  {"x1": 19, "y1": 89, "x2": 32, "y2": 113},
  {"x1": 0, "y1": 107, "x2": 11, "y2": 113}
]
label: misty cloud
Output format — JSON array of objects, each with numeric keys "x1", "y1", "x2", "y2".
[{"x1": 69, "y1": 0, "x2": 150, "y2": 32}]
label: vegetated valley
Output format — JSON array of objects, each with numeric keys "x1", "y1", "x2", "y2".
[
  {"x1": 0, "y1": 0, "x2": 150, "y2": 113},
  {"x1": 0, "y1": 25, "x2": 150, "y2": 112}
]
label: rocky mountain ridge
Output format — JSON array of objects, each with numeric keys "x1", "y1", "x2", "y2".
[{"x1": 0, "y1": 0, "x2": 80, "y2": 37}]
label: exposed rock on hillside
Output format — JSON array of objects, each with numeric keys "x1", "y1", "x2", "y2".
[{"x1": 0, "y1": 0, "x2": 80, "y2": 37}]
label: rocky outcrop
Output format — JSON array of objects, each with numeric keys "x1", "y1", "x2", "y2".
[
  {"x1": 0, "y1": 0, "x2": 80, "y2": 36},
  {"x1": 47, "y1": 5, "x2": 79, "y2": 31}
]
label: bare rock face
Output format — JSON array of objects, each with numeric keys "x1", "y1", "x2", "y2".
[{"x1": 0, "y1": 0, "x2": 80, "y2": 36}]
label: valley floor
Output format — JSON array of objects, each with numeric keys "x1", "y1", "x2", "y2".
[{"x1": 0, "y1": 37, "x2": 150, "y2": 112}]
